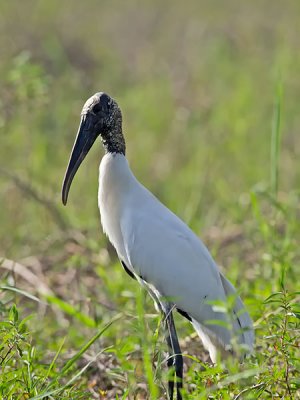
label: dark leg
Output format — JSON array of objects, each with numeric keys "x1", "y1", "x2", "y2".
[
  {"x1": 141, "y1": 283, "x2": 183, "y2": 399},
  {"x1": 165, "y1": 329, "x2": 175, "y2": 400},
  {"x1": 164, "y1": 304, "x2": 183, "y2": 400}
]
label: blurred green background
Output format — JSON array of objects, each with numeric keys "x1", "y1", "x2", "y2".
[
  {"x1": 1, "y1": 0, "x2": 299, "y2": 254},
  {"x1": 0, "y1": 1, "x2": 299, "y2": 399}
]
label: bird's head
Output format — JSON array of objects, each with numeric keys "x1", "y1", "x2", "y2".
[
  {"x1": 82, "y1": 92, "x2": 122, "y2": 137},
  {"x1": 62, "y1": 92, "x2": 123, "y2": 205}
]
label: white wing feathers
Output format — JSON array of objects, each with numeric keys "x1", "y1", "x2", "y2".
[
  {"x1": 120, "y1": 186, "x2": 253, "y2": 359},
  {"x1": 219, "y1": 273, "x2": 255, "y2": 349},
  {"x1": 99, "y1": 154, "x2": 254, "y2": 362}
]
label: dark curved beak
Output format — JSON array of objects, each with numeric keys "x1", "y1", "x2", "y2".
[{"x1": 62, "y1": 114, "x2": 98, "y2": 205}]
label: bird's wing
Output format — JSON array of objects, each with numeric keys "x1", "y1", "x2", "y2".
[
  {"x1": 120, "y1": 190, "x2": 235, "y2": 346},
  {"x1": 219, "y1": 272, "x2": 254, "y2": 349}
]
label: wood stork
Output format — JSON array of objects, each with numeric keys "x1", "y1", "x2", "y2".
[{"x1": 62, "y1": 92, "x2": 254, "y2": 400}]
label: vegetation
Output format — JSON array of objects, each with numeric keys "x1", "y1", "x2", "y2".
[{"x1": 0, "y1": 1, "x2": 299, "y2": 398}]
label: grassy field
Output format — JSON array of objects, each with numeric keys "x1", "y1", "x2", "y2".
[{"x1": 0, "y1": 1, "x2": 299, "y2": 398}]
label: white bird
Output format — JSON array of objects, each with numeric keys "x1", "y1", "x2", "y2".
[{"x1": 62, "y1": 92, "x2": 254, "y2": 400}]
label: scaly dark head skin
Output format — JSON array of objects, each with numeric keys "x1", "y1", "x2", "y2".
[{"x1": 62, "y1": 92, "x2": 125, "y2": 205}]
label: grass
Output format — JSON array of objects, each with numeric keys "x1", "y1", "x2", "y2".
[{"x1": 0, "y1": 0, "x2": 300, "y2": 398}]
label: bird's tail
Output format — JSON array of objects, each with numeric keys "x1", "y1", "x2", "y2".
[
  {"x1": 192, "y1": 273, "x2": 254, "y2": 363},
  {"x1": 219, "y1": 273, "x2": 254, "y2": 351}
]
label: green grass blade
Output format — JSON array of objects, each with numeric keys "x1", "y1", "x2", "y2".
[
  {"x1": 60, "y1": 314, "x2": 122, "y2": 374},
  {"x1": 1, "y1": 285, "x2": 42, "y2": 303},
  {"x1": 136, "y1": 289, "x2": 159, "y2": 399},
  {"x1": 270, "y1": 78, "x2": 283, "y2": 198},
  {"x1": 44, "y1": 294, "x2": 96, "y2": 328},
  {"x1": 30, "y1": 316, "x2": 121, "y2": 399},
  {"x1": 44, "y1": 336, "x2": 66, "y2": 383},
  {"x1": 30, "y1": 349, "x2": 109, "y2": 400}
]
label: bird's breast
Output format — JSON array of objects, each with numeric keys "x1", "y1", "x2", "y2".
[{"x1": 98, "y1": 153, "x2": 136, "y2": 263}]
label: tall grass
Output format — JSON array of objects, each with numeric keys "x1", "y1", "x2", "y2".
[{"x1": 270, "y1": 78, "x2": 283, "y2": 198}]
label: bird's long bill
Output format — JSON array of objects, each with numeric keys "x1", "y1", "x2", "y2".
[{"x1": 62, "y1": 115, "x2": 98, "y2": 205}]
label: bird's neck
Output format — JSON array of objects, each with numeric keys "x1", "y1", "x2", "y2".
[
  {"x1": 101, "y1": 118, "x2": 126, "y2": 155},
  {"x1": 99, "y1": 152, "x2": 137, "y2": 194}
]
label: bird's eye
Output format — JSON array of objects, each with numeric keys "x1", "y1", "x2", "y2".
[{"x1": 92, "y1": 103, "x2": 102, "y2": 114}]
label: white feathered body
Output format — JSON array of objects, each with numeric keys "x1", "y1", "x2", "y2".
[{"x1": 99, "y1": 153, "x2": 254, "y2": 362}]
